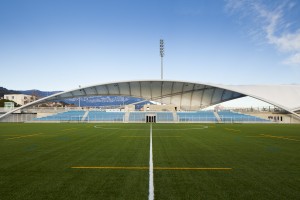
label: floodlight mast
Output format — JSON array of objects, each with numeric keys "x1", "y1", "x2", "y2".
[{"x1": 160, "y1": 39, "x2": 164, "y2": 80}]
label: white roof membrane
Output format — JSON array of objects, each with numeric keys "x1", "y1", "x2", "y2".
[{"x1": 1, "y1": 80, "x2": 300, "y2": 119}]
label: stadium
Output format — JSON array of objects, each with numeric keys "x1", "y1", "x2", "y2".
[
  {"x1": 1, "y1": 1, "x2": 300, "y2": 199},
  {"x1": 1, "y1": 79, "x2": 300, "y2": 199},
  {"x1": 1, "y1": 80, "x2": 300, "y2": 123}
]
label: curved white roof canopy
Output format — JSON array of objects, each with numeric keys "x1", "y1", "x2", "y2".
[{"x1": 1, "y1": 80, "x2": 300, "y2": 119}]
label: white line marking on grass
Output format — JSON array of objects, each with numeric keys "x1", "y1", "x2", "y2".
[
  {"x1": 94, "y1": 125, "x2": 208, "y2": 131},
  {"x1": 93, "y1": 125, "x2": 146, "y2": 130},
  {"x1": 153, "y1": 126, "x2": 208, "y2": 130},
  {"x1": 149, "y1": 124, "x2": 154, "y2": 200}
]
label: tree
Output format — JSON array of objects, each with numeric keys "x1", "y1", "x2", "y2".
[{"x1": 0, "y1": 99, "x2": 21, "y2": 107}]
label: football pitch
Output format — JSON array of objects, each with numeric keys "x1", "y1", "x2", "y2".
[{"x1": 0, "y1": 123, "x2": 299, "y2": 200}]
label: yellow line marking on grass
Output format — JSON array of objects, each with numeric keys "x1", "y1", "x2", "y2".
[
  {"x1": 120, "y1": 136, "x2": 148, "y2": 138},
  {"x1": 154, "y1": 136, "x2": 181, "y2": 137},
  {"x1": 268, "y1": 136, "x2": 300, "y2": 137},
  {"x1": 260, "y1": 134, "x2": 300, "y2": 142},
  {"x1": 225, "y1": 128, "x2": 241, "y2": 132},
  {"x1": 6, "y1": 133, "x2": 44, "y2": 140},
  {"x1": 1, "y1": 135, "x2": 22, "y2": 137},
  {"x1": 247, "y1": 135, "x2": 300, "y2": 138},
  {"x1": 154, "y1": 167, "x2": 232, "y2": 170},
  {"x1": 246, "y1": 136, "x2": 267, "y2": 137},
  {"x1": 72, "y1": 166, "x2": 149, "y2": 170},
  {"x1": 71, "y1": 166, "x2": 232, "y2": 170},
  {"x1": 61, "y1": 128, "x2": 78, "y2": 132}
]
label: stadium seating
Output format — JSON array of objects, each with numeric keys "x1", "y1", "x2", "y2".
[
  {"x1": 217, "y1": 110, "x2": 269, "y2": 122},
  {"x1": 128, "y1": 112, "x2": 174, "y2": 122},
  {"x1": 177, "y1": 111, "x2": 217, "y2": 122},
  {"x1": 86, "y1": 111, "x2": 124, "y2": 122},
  {"x1": 32, "y1": 110, "x2": 268, "y2": 123},
  {"x1": 128, "y1": 112, "x2": 146, "y2": 122},
  {"x1": 156, "y1": 112, "x2": 174, "y2": 122},
  {"x1": 33, "y1": 111, "x2": 85, "y2": 121}
]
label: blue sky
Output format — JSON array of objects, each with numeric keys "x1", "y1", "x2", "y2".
[{"x1": 1, "y1": 0, "x2": 300, "y2": 91}]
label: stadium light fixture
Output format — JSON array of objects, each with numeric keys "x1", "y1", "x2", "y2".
[{"x1": 160, "y1": 39, "x2": 164, "y2": 80}]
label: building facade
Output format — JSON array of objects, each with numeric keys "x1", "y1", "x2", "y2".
[{"x1": 4, "y1": 94, "x2": 37, "y2": 106}]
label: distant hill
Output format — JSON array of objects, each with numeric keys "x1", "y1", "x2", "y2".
[
  {"x1": 19, "y1": 90, "x2": 62, "y2": 98},
  {"x1": 0, "y1": 87, "x2": 21, "y2": 97},
  {"x1": 1, "y1": 86, "x2": 151, "y2": 108},
  {"x1": 0, "y1": 87, "x2": 60, "y2": 98}
]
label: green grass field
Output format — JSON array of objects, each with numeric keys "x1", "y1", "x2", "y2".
[{"x1": 0, "y1": 123, "x2": 299, "y2": 200}]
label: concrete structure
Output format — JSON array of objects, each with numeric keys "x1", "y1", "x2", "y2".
[
  {"x1": 1, "y1": 80, "x2": 300, "y2": 121},
  {"x1": 4, "y1": 94, "x2": 36, "y2": 106},
  {"x1": 143, "y1": 104, "x2": 177, "y2": 112},
  {"x1": 124, "y1": 105, "x2": 135, "y2": 112},
  {"x1": 4, "y1": 102, "x2": 14, "y2": 110}
]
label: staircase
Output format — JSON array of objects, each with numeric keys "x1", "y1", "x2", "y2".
[
  {"x1": 81, "y1": 111, "x2": 89, "y2": 121},
  {"x1": 124, "y1": 112, "x2": 130, "y2": 122},
  {"x1": 213, "y1": 111, "x2": 221, "y2": 123},
  {"x1": 172, "y1": 112, "x2": 178, "y2": 122}
]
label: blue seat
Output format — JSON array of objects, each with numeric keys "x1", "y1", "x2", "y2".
[
  {"x1": 157, "y1": 112, "x2": 173, "y2": 122},
  {"x1": 218, "y1": 111, "x2": 269, "y2": 122},
  {"x1": 86, "y1": 111, "x2": 124, "y2": 121},
  {"x1": 177, "y1": 111, "x2": 217, "y2": 122},
  {"x1": 33, "y1": 111, "x2": 85, "y2": 121},
  {"x1": 129, "y1": 112, "x2": 146, "y2": 122}
]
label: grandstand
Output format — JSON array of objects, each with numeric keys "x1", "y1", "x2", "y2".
[
  {"x1": 128, "y1": 112, "x2": 146, "y2": 122},
  {"x1": 1, "y1": 80, "x2": 300, "y2": 123},
  {"x1": 157, "y1": 112, "x2": 174, "y2": 122},
  {"x1": 218, "y1": 110, "x2": 269, "y2": 123},
  {"x1": 177, "y1": 111, "x2": 218, "y2": 122},
  {"x1": 86, "y1": 111, "x2": 124, "y2": 122},
  {"x1": 34, "y1": 110, "x2": 85, "y2": 122},
  {"x1": 128, "y1": 112, "x2": 174, "y2": 122},
  {"x1": 31, "y1": 110, "x2": 269, "y2": 123}
]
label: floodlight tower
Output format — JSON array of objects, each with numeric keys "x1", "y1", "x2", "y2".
[{"x1": 160, "y1": 39, "x2": 164, "y2": 80}]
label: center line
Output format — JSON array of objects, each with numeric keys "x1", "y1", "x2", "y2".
[{"x1": 149, "y1": 124, "x2": 154, "y2": 200}]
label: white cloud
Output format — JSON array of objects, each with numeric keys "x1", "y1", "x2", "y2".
[
  {"x1": 283, "y1": 52, "x2": 300, "y2": 65},
  {"x1": 225, "y1": 0, "x2": 300, "y2": 66}
]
